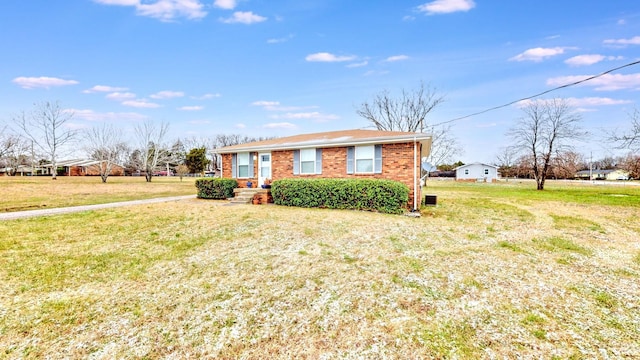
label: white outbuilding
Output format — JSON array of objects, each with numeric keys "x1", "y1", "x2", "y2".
[{"x1": 455, "y1": 163, "x2": 500, "y2": 182}]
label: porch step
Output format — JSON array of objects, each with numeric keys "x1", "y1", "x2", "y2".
[{"x1": 231, "y1": 188, "x2": 269, "y2": 204}]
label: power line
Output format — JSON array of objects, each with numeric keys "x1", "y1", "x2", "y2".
[{"x1": 432, "y1": 59, "x2": 640, "y2": 127}]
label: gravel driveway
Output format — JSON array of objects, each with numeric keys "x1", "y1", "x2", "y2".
[{"x1": 0, "y1": 195, "x2": 196, "y2": 221}]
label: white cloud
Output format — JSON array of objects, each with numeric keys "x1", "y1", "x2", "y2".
[
  {"x1": 385, "y1": 55, "x2": 409, "y2": 62},
  {"x1": 617, "y1": 19, "x2": 626, "y2": 25},
  {"x1": 178, "y1": 105, "x2": 204, "y2": 111},
  {"x1": 417, "y1": 0, "x2": 475, "y2": 15},
  {"x1": 263, "y1": 122, "x2": 297, "y2": 129},
  {"x1": 235, "y1": 123, "x2": 246, "y2": 129},
  {"x1": 565, "y1": 54, "x2": 605, "y2": 66},
  {"x1": 68, "y1": 108, "x2": 148, "y2": 121},
  {"x1": 267, "y1": 34, "x2": 294, "y2": 44},
  {"x1": 546, "y1": 73, "x2": 640, "y2": 91},
  {"x1": 122, "y1": 99, "x2": 162, "y2": 108},
  {"x1": 150, "y1": 90, "x2": 184, "y2": 99},
  {"x1": 403, "y1": 15, "x2": 416, "y2": 21},
  {"x1": 509, "y1": 47, "x2": 568, "y2": 62},
  {"x1": 187, "y1": 119, "x2": 211, "y2": 124},
  {"x1": 192, "y1": 93, "x2": 221, "y2": 99},
  {"x1": 12, "y1": 76, "x2": 79, "y2": 89},
  {"x1": 220, "y1": 11, "x2": 267, "y2": 24},
  {"x1": 347, "y1": 61, "x2": 368, "y2": 68},
  {"x1": 106, "y1": 92, "x2": 136, "y2": 100},
  {"x1": 565, "y1": 97, "x2": 633, "y2": 107},
  {"x1": 270, "y1": 112, "x2": 339, "y2": 122},
  {"x1": 83, "y1": 85, "x2": 128, "y2": 93},
  {"x1": 603, "y1": 36, "x2": 640, "y2": 47},
  {"x1": 94, "y1": 0, "x2": 207, "y2": 21},
  {"x1": 213, "y1": 0, "x2": 236, "y2": 10},
  {"x1": 564, "y1": 54, "x2": 623, "y2": 66},
  {"x1": 305, "y1": 52, "x2": 357, "y2": 62},
  {"x1": 252, "y1": 100, "x2": 280, "y2": 107}
]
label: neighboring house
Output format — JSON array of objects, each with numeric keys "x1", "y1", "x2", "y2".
[
  {"x1": 455, "y1": 163, "x2": 499, "y2": 182},
  {"x1": 215, "y1": 129, "x2": 432, "y2": 210},
  {"x1": 575, "y1": 169, "x2": 630, "y2": 180},
  {"x1": 41, "y1": 159, "x2": 125, "y2": 176}
]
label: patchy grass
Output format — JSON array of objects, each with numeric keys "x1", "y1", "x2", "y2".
[
  {"x1": 0, "y1": 180, "x2": 639, "y2": 358},
  {"x1": 0, "y1": 176, "x2": 196, "y2": 212}
]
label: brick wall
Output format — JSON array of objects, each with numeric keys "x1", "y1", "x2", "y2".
[{"x1": 221, "y1": 142, "x2": 422, "y2": 208}]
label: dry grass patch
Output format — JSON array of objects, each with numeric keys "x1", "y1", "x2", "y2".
[
  {"x1": 0, "y1": 176, "x2": 196, "y2": 212},
  {"x1": 1, "y1": 180, "x2": 639, "y2": 358}
]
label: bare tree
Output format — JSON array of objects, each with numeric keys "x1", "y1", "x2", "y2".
[
  {"x1": 551, "y1": 150, "x2": 584, "y2": 179},
  {"x1": 508, "y1": 98, "x2": 585, "y2": 190},
  {"x1": 0, "y1": 126, "x2": 31, "y2": 175},
  {"x1": 84, "y1": 124, "x2": 129, "y2": 183},
  {"x1": 13, "y1": 101, "x2": 78, "y2": 179},
  {"x1": 609, "y1": 108, "x2": 640, "y2": 152},
  {"x1": 426, "y1": 124, "x2": 463, "y2": 166},
  {"x1": 494, "y1": 146, "x2": 519, "y2": 179},
  {"x1": 357, "y1": 81, "x2": 444, "y2": 132},
  {"x1": 134, "y1": 120, "x2": 170, "y2": 182}
]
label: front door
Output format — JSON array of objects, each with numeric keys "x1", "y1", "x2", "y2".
[{"x1": 258, "y1": 152, "x2": 271, "y2": 187}]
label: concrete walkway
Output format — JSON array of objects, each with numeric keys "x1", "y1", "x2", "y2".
[{"x1": 0, "y1": 195, "x2": 197, "y2": 221}]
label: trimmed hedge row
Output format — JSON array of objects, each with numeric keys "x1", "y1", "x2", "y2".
[
  {"x1": 195, "y1": 178, "x2": 238, "y2": 199},
  {"x1": 271, "y1": 178, "x2": 409, "y2": 214}
]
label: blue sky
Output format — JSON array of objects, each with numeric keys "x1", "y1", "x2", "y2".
[{"x1": 1, "y1": 0, "x2": 639, "y2": 163}]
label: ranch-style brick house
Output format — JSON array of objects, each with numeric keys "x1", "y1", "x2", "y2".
[{"x1": 216, "y1": 129, "x2": 432, "y2": 210}]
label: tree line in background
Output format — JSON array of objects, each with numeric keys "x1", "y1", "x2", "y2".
[
  {"x1": 0, "y1": 101, "x2": 271, "y2": 183},
  {"x1": 2, "y1": 91, "x2": 639, "y2": 188}
]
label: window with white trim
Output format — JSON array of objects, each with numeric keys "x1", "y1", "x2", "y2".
[
  {"x1": 355, "y1": 145, "x2": 374, "y2": 173},
  {"x1": 300, "y1": 148, "x2": 316, "y2": 174},
  {"x1": 237, "y1": 152, "x2": 250, "y2": 178},
  {"x1": 484, "y1": 169, "x2": 489, "y2": 175},
  {"x1": 464, "y1": 169, "x2": 469, "y2": 175}
]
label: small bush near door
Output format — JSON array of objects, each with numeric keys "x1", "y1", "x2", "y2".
[
  {"x1": 195, "y1": 178, "x2": 238, "y2": 199},
  {"x1": 271, "y1": 178, "x2": 409, "y2": 214}
]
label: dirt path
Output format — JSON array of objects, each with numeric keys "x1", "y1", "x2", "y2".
[{"x1": 0, "y1": 195, "x2": 196, "y2": 221}]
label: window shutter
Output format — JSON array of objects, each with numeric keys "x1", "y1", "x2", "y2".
[
  {"x1": 374, "y1": 145, "x2": 382, "y2": 174},
  {"x1": 346, "y1": 146, "x2": 354, "y2": 174},
  {"x1": 316, "y1": 148, "x2": 322, "y2": 174},
  {"x1": 231, "y1": 154, "x2": 237, "y2": 178},
  {"x1": 248, "y1": 152, "x2": 255, "y2": 178},
  {"x1": 293, "y1": 150, "x2": 300, "y2": 175}
]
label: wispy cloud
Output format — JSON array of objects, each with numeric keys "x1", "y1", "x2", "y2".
[
  {"x1": 509, "y1": 47, "x2": 569, "y2": 62},
  {"x1": 150, "y1": 90, "x2": 184, "y2": 99},
  {"x1": 213, "y1": 0, "x2": 236, "y2": 10},
  {"x1": 178, "y1": 105, "x2": 204, "y2": 111},
  {"x1": 83, "y1": 85, "x2": 128, "y2": 93},
  {"x1": 192, "y1": 93, "x2": 221, "y2": 100},
  {"x1": 270, "y1": 112, "x2": 339, "y2": 122},
  {"x1": 12, "y1": 76, "x2": 79, "y2": 89},
  {"x1": 384, "y1": 55, "x2": 409, "y2": 62},
  {"x1": 417, "y1": 0, "x2": 476, "y2": 15},
  {"x1": 252, "y1": 100, "x2": 280, "y2": 108},
  {"x1": 93, "y1": 0, "x2": 207, "y2": 22},
  {"x1": 187, "y1": 119, "x2": 211, "y2": 124},
  {"x1": 106, "y1": 92, "x2": 136, "y2": 100},
  {"x1": 68, "y1": 108, "x2": 148, "y2": 121},
  {"x1": 220, "y1": 11, "x2": 267, "y2": 24},
  {"x1": 122, "y1": 99, "x2": 162, "y2": 108},
  {"x1": 263, "y1": 122, "x2": 297, "y2": 129},
  {"x1": 547, "y1": 73, "x2": 640, "y2": 91},
  {"x1": 564, "y1": 54, "x2": 622, "y2": 67},
  {"x1": 603, "y1": 36, "x2": 640, "y2": 47},
  {"x1": 267, "y1": 34, "x2": 294, "y2": 44},
  {"x1": 305, "y1": 52, "x2": 357, "y2": 62},
  {"x1": 235, "y1": 123, "x2": 246, "y2": 129},
  {"x1": 347, "y1": 61, "x2": 368, "y2": 68},
  {"x1": 566, "y1": 97, "x2": 633, "y2": 107}
]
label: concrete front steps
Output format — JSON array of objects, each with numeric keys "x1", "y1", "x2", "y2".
[{"x1": 231, "y1": 188, "x2": 272, "y2": 205}]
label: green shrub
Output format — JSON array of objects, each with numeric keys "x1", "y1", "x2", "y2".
[
  {"x1": 271, "y1": 178, "x2": 409, "y2": 214},
  {"x1": 195, "y1": 178, "x2": 238, "y2": 199}
]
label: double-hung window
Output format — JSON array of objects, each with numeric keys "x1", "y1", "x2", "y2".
[
  {"x1": 293, "y1": 148, "x2": 322, "y2": 175},
  {"x1": 237, "y1": 152, "x2": 250, "y2": 178},
  {"x1": 232, "y1": 152, "x2": 254, "y2": 178},
  {"x1": 355, "y1": 145, "x2": 375, "y2": 173},
  {"x1": 300, "y1": 149, "x2": 316, "y2": 174},
  {"x1": 347, "y1": 145, "x2": 382, "y2": 174}
]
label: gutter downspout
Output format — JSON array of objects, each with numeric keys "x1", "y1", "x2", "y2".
[{"x1": 413, "y1": 136, "x2": 417, "y2": 212}]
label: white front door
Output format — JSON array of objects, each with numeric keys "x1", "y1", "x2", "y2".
[{"x1": 258, "y1": 152, "x2": 271, "y2": 186}]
